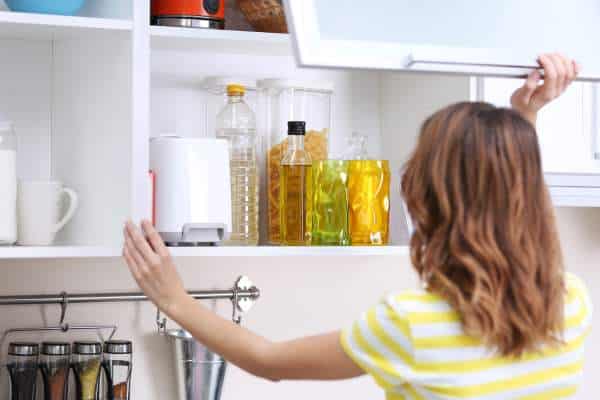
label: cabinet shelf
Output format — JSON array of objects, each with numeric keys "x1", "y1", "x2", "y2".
[
  {"x1": 0, "y1": 245, "x2": 409, "y2": 259},
  {"x1": 0, "y1": 11, "x2": 131, "y2": 41},
  {"x1": 150, "y1": 26, "x2": 291, "y2": 56}
]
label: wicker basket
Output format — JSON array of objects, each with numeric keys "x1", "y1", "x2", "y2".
[{"x1": 237, "y1": 0, "x2": 288, "y2": 33}]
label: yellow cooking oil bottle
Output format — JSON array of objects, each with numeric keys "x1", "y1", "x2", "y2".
[{"x1": 280, "y1": 121, "x2": 313, "y2": 245}]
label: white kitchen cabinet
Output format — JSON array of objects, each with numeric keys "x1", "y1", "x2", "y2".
[
  {"x1": 478, "y1": 78, "x2": 600, "y2": 206},
  {"x1": 283, "y1": 0, "x2": 600, "y2": 82},
  {"x1": 1, "y1": 1, "x2": 596, "y2": 260}
]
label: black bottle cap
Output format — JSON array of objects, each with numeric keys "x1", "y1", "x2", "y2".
[{"x1": 287, "y1": 121, "x2": 306, "y2": 136}]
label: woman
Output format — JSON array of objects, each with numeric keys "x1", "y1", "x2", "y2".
[{"x1": 123, "y1": 54, "x2": 592, "y2": 399}]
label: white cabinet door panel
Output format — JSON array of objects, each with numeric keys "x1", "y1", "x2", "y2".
[
  {"x1": 284, "y1": 0, "x2": 600, "y2": 81},
  {"x1": 481, "y1": 78, "x2": 600, "y2": 175}
]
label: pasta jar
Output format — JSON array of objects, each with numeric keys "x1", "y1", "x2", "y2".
[{"x1": 258, "y1": 79, "x2": 333, "y2": 244}]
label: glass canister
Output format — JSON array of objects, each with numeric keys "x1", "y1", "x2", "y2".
[
  {"x1": 348, "y1": 160, "x2": 391, "y2": 245},
  {"x1": 0, "y1": 113, "x2": 17, "y2": 245},
  {"x1": 72, "y1": 341, "x2": 102, "y2": 400},
  {"x1": 6, "y1": 342, "x2": 39, "y2": 400},
  {"x1": 258, "y1": 79, "x2": 333, "y2": 244},
  {"x1": 312, "y1": 160, "x2": 350, "y2": 246},
  {"x1": 102, "y1": 340, "x2": 132, "y2": 400},
  {"x1": 40, "y1": 342, "x2": 71, "y2": 400}
]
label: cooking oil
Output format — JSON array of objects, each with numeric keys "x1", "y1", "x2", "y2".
[
  {"x1": 216, "y1": 84, "x2": 259, "y2": 245},
  {"x1": 280, "y1": 121, "x2": 313, "y2": 245}
]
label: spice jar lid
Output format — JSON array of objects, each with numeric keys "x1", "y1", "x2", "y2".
[
  {"x1": 9, "y1": 342, "x2": 39, "y2": 356},
  {"x1": 104, "y1": 340, "x2": 132, "y2": 354},
  {"x1": 42, "y1": 342, "x2": 71, "y2": 356},
  {"x1": 73, "y1": 341, "x2": 102, "y2": 355}
]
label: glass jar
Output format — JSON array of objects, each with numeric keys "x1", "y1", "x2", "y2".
[
  {"x1": 6, "y1": 342, "x2": 39, "y2": 400},
  {"x1": 0, "y1": 113, "x2": 17, "y2": 245},
  {"x1": 258, "y1": 79, "x2": 333, "y2": 244},
  {"x1": 40, "y1": 342, "x2": 71, "y2": 400},
  {"x1": 348, "y1": 160, "x2": 391, "y2": 245},
  {"x1": 72, "y1": 342, "x2": 102, "y2": 400},
  {"x1": 312, "y1": 160, "x2": 350, "y2": 246},
  {"x1": 103, "y1": 341, "x2": 132, "y2": 400}
]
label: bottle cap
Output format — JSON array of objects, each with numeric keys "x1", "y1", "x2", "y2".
[
  {"x1": 42, "y1": 342, "x2": 71, "y2": 356},
  {"x1": 104, "y1": 340, "x2": 132, "y2": 354},
  {"x1": 8, "y1": 342, "x2": 39, "y2": 357},
  {"x1": 226, "y1": 84, "x2": 245, "y2": 96},
  {"x1": 287, "y1": 121, "x2": 306, "y2": 136},
  {"x1": 73, "y1": 341, "x2": 102, "y2": 355}
]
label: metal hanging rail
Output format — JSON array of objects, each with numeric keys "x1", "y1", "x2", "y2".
[{"x1": 0, "y1": 276, "x2": 260, "y2": 310}]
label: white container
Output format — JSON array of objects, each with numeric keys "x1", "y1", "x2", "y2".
[
  {"x1": 0, "y1": 114, "x2": 17, "y2": 245},
  {"x1": 257, "y1": 79, "x2": 333, "y2": 244},
  {"x1": 150, "y1": 136, "x2": 232, "y2": 246}
]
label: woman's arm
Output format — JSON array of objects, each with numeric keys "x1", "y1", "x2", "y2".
[
  {"x1": 510, "y1": 53, "x2": 578, "y2": 127},
  {"x1": 122, "y1": 221, "x2": 364, "y2": 381}
]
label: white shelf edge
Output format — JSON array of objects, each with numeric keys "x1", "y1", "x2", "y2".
[
  {"x1": 150, "y1": 26, "x2": 291, "y2": 55},
  {"x1": 0, "y1": 246, "x2": 122, "y2": 259},
  {"x1": 0, "y1": 11, "x2": 132, "y2": 31},
  {"x1": 169, "y1": 245, "x2": 410, "y2": 257},
  {"x1": 0, "y1": 245, "x2": 409, "y2": 259}
]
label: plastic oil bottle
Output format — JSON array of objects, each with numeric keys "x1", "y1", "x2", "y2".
[
  {"x1": 280, "y1": 121, "x2": 313, "y2": 245},
  {"x1": 216, "y1": 84, "x2": 259, "y2": 245}
]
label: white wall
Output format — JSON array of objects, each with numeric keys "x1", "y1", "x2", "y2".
[{"x1": 0, "y1": 208, "x2": 597, "y2": 399}]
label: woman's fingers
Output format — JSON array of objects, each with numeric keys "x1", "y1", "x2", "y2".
[
  {"x1": 125, "y1": 221, "x2": 161, "y2": 268},
  {"x1": 538, "y1": 54, "x2": 558, "y2": 101},
  {"x1": 123, "y1": 245, "x2": 141, "y2": 281},
  {"x1": 141, "y1": 220, "x2": 170, "y2": 259}
]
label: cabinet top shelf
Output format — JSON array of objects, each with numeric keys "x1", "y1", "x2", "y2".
[
  {"x1": 0, "y1": 11, "x2": 131, "y2": 41},
  {"x1": 151, "y1": 26, "x2": 291, "y2": 56}
]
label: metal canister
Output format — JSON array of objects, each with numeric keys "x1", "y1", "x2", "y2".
[{"x1": 166, "y1": 329, "x2": 226, "y2": 400}]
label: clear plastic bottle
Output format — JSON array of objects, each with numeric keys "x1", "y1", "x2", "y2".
[
  {"x1": 216, "y1": 84, "x2": 259, "y2": 245},
  {"x1": 280, "y1": 121, "x2": 313, "y2": 245}
]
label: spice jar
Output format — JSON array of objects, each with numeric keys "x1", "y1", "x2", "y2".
[
  {"x1": 7, "y1": 342, "x2": 39, "y2": 400},
  {"x1": 103, "y1": 340, "x2": 132, "y2": 400},
  {"x1": 72, "y1": 342, "x2": 102, "y2": 400},
  {"x1": 40, "y1": 342, "x2": 71, "y2": 400}
]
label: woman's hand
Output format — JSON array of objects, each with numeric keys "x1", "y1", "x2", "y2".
[
  {"x1": 510, "y1": 53, "x2": 579, "y2": 126},
  {"x1": 123, "y1": 220, "x2": 189, "y2": 318}
]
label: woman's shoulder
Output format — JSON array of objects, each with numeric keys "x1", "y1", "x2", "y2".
[{"x1": 565, "y1": 272, "x2": 593, "y2": 322}]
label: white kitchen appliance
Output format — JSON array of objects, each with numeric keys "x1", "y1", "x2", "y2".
[{"x1": 150, "y1": 136, "x2": 232, "y2": 246}]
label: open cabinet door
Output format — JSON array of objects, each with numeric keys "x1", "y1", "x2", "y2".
[{"x1": 283, "y1": 0, "x2": 600, "y2": 81}]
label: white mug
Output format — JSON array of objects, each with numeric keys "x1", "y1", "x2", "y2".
[{"x1": 17, "y1": 181, "x2": 79, "y2": 246}]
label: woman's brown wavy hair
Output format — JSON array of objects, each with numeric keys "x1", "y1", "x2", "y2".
[{"x1": 401, "y1": 102, "x2": 565, "y2": 357}]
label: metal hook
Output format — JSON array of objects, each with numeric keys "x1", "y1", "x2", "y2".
[
  {"x1": 156, "y1": 308, "x2": 167, "y2": 334},
  {"x1": 232, "y1": 287, "x2": 241, "y2": 324},
  {"x1": 59, "y1": 292, "x2": 69, "y2": 332}
]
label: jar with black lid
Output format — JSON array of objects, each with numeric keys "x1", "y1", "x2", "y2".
[
  {"x1": 72, "y1": 341, "x2": 102, "y2": 400},
  {"x1": 40, "y1": 342, "x2": 71, "y2": 400},
  {"x1": 6, "y1": 342, "x2": 39, "y2": 400},
  {"x1": 103, "y1": 340, "x2": 132, "y2": 400}
]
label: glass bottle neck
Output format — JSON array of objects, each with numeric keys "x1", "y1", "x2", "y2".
[
  {"x1": 228, "y1": 94, "x2": 243, "y2": 103},
  {"x1": 288, "y1": 135, "x2": 304, "y2": 150}
]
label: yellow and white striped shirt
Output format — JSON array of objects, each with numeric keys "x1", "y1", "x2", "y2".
[{"x1": 341, "y1": 273, "x2": 592, "y2": 400}]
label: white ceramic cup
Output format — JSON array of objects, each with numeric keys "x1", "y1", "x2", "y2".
[{"x1": 17, "y1": 181, "x2": 79, "y2": 246}]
